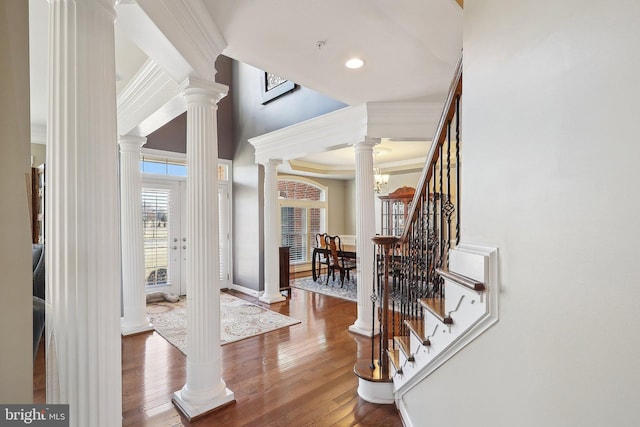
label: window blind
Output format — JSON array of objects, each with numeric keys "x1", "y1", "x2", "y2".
[{"x1": 142, "y1": 188, "x2": 170, "y2": 286}]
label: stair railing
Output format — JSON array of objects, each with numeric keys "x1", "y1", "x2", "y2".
[{"x1": 370, "y1": 56, "x2": 463, "y2": 374}]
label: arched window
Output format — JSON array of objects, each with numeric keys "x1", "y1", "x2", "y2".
[{"x1": 278, "y1": 178, "x2": 327, "y2": 264}]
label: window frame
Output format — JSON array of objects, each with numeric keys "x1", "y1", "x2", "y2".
[{"x1": 277, "y1": 176, "x2": 328, "y2": 266}]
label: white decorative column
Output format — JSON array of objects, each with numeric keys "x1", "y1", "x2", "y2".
[
  {"x1": 259, "y1": 159, "x2": 286, "y2": 304},
  {"x1": 172, "y1": 77, "x2": 234, "y2": 420},
  {"x1": 45, "y1": 0, "x2": 122, "y2": 425},
  {"x1": 119, "y1": 135, "x2": 153, "y2": 335},
  {"x1": 349, "y1": 138, "x2": 380, "y2": 336}
]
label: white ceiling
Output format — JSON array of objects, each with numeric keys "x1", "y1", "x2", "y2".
[
  {"x1": 28, "y1": 0, "x2": 462, "y2": 176},
  {"x1": 204, "y1": 0, "x2": 463, "y2": 106}
]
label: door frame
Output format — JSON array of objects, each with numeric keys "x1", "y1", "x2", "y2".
[
  {"x1": 218, "y1": 159, "x2": 233, "y2": 289},
  {"x1": 142, "y1": 176, "x2": 185, "y2": 296},
  {"x1": 141, "y1": 153, "x2": 233, "y2": 295}
]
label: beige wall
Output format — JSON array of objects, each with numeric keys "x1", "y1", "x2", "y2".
[
  {"x1": 0, "y1": 0, "x2": 34, "y2": 403},
  {"x1": 344, "y1": 178, "x2": 356, "y2": 235}
]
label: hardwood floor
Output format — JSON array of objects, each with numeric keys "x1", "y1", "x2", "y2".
[{"x1": 34, "y1": 288, "x2": 402, "y2": 426}]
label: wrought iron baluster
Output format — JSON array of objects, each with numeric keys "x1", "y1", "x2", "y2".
[
  {"x1": 370, "y1": 243, "x2": 379, "y2": 369},
  {"x1": 455, "y1": 95, "x2": 461, "y2": 246}
]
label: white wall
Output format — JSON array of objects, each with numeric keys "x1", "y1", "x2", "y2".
[
  {"x1": 402, "y1": 1, "x2": 640, "y2": 426},
  {"x1": 0, "y1": 0, "x2": 34, "y2": 403}
]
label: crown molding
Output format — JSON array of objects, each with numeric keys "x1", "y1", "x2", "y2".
[
  {"x1": 249, "y1": 105, "x2": 368, "y2": 164},
  {"x1": 116, "y1": 58, "x2": 182, "y2": 136},
  {"x1": 249, "y1": 102, "x2": 442, "y2": 165},
  {"x1": 135, "y1": 0, "x2": 227, "y2": 80},
  {"x1": 377, "y1": 157, "x2": 429, "y2": 174},
  {"x1": 288, "y1": 159, "x2": 354, "y2": 175}
]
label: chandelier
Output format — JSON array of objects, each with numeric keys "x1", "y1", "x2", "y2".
[{"x1": 374, "y1": 168, "x2": 389, "y2": 193}]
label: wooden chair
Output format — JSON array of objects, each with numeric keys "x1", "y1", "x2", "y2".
[
  {"x1": 325, "y1": 234, "x2": 356, "y2": 287},
  {"x1": 314, "y1": 233, "x2": 329, "y2": 282}
]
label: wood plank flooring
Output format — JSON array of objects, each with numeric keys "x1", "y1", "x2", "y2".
[{"x1": 34, "y1": 287, "x2": 402, "y2": 426}]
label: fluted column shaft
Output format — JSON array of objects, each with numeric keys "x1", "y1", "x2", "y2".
[
  {"x1": 45, "y1": 0, "x2": 122, "y2": 425},
  {"x1": 349, "y1": 138, "x2": 380, "y2": 336},
  {"x1": 259, "y1": 159, "x2": 286, "y2": 304},
  {"x1": 172, "y1": 77, "x2": 234, "y2": 420},
  {"x1": 119, "y1": 135, "x2": 153, "y2": 335}
]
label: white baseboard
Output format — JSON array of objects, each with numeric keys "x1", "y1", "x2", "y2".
[{"x1": 229, "y1": 283, "x2": 261, "y2": 298}]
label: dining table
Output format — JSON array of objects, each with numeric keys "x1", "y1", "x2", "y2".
[{"x1": 311, "y1": 244, "x2": 357, "y2": 281}]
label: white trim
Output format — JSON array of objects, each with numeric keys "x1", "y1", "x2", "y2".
[
  {"x1": 117, "y1": 58, "x2": 183, "y2": 136},
  {"x1": 395, "y1": 243, "x2": 499, "y2": 399},
  {"x1": 277, "y1": 176, "x2": 328, "y2": 205},
  {"x1": 250, "y1": 105, "x2": 367, "y2": 164},
  {"x1": 142, "y1": 172, "x2": 187, "y2": 182},
  {"x1": 116, "y1": 2, "x2": 192, "y2": 82},
  {"x1": 248, "y1": 102, "x2": 443, "y2": 165},
  {"x1": 136, "y1": 0, "x2": 226, "y2": 80},
  {"x1": 356, "y1": 379, "x2": 394, "y2": 404},
  {"x1": 277, "y1": 177, "x2": 328, "y2": 265},
  {"x1": 396, "y1": 398, "x2": 415, "y2": 427},
  {"x1": 141, "y1": 147, "x2": 187, "y2": 162},
  {"x1": 172, "y1": 388, "x2": 235, "y2": 422},
  {"x1": 141, "y1": 179, "x2": 183, "y2": 295},
  {"x1": 120, "y1": 319, "x2": 154, "y2": 336},
  {"x1": 229, "y1": 283, "x2": 261, "y2": 298},
  {"x1": 219, "y1": 159, "x2": 234, "y2": 287}
]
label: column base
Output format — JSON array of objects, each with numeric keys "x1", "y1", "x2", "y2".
[
  {"x1": 259, "y1": 293, "x2": 286, "y2": 304},
  {"x1": 172, "y1": 388, "x2": 235, "y2": 421},
  {"x1": 121, "y1": 318, "x2": 154, "y2": 336},
  {"x1": 349, "y1": 322, "x2": 379, "y2": 337},
  {"x1": 357, "y1": 378, "x2": 394, "y2": 404}
]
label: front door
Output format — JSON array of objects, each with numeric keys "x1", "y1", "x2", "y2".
[
  {"x1": 142, "y1": 179, "x2": 185, "y2": 295},
  {"x1": 143, "y1": 176, "x2": 232, "y2": 296}
]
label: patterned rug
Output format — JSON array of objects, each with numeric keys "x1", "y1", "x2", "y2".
[
  {"x1": 292, "y1": 275, "x2": 357, "y2": 302},
  {"x1": 146, "y1": 292, "x2": 300, "y2": 353}
]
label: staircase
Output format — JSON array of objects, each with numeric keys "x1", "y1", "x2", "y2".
[{"x1": 354, "y1": 57, "x2": 499, "y2": 426}]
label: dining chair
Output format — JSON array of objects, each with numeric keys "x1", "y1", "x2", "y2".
[
  {"x1": 325, "y1": 234, "x2": 356, "y2": 287},
  {"x1": 314, "y1": 232, "x2": 329, "y2": 282}
]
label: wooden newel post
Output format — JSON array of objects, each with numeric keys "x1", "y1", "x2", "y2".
[{"x1": 371, "y1": 235, "x2": 399, "y2": 375}]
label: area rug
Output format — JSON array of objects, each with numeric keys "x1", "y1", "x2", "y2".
[
  {"x1": 146, "y1": 292, "x2": 300, "y2": 354},
  {"x1": 292, "y1": 276, "x2": 357, "y2": 302}
]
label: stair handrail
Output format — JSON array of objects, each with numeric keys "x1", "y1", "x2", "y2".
[
  {"x1": 357, "y1": 54, "x2": 464, "y2": 393},
  {"x1": 399, "y1": 55, "x2": 463, "y2": 244}
]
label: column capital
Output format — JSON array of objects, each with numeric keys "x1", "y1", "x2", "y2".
[
  {"x1": 353, "y1": 137, "x2": 380, "y2": 151},
  {"x1": 261, "y1": 158, "x2": 283, "y2": 168},
  {"x1": 118, "y1": 135, "x2": 147, "y2": 152},
  {"x1": 181, "y1": 76, "x2": 229, "y2": 105}
]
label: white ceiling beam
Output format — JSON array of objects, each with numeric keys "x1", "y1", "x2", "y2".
[
  {"x1": 116, "y1": 1, "x2": 192, "y2": 83},
  {"x1": 249, "y1": 102, "x2": 442, "y2": 165},
  {"x1": 115, "y1": 0, "x2": 227, "y2": 136},
  {"x1": 134, "y1": 0, "x2": 227, "y2": 80},
  {"x1": 250, "y1": 105, "x2": 368, "y2": 164},
  {"x1": 117, "y1": 58, "x2": 184, "y2": 136}
]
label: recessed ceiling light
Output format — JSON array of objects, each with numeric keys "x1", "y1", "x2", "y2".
[{"x1": 345, "y1": 57, "x2": 365, "y2": 69}]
